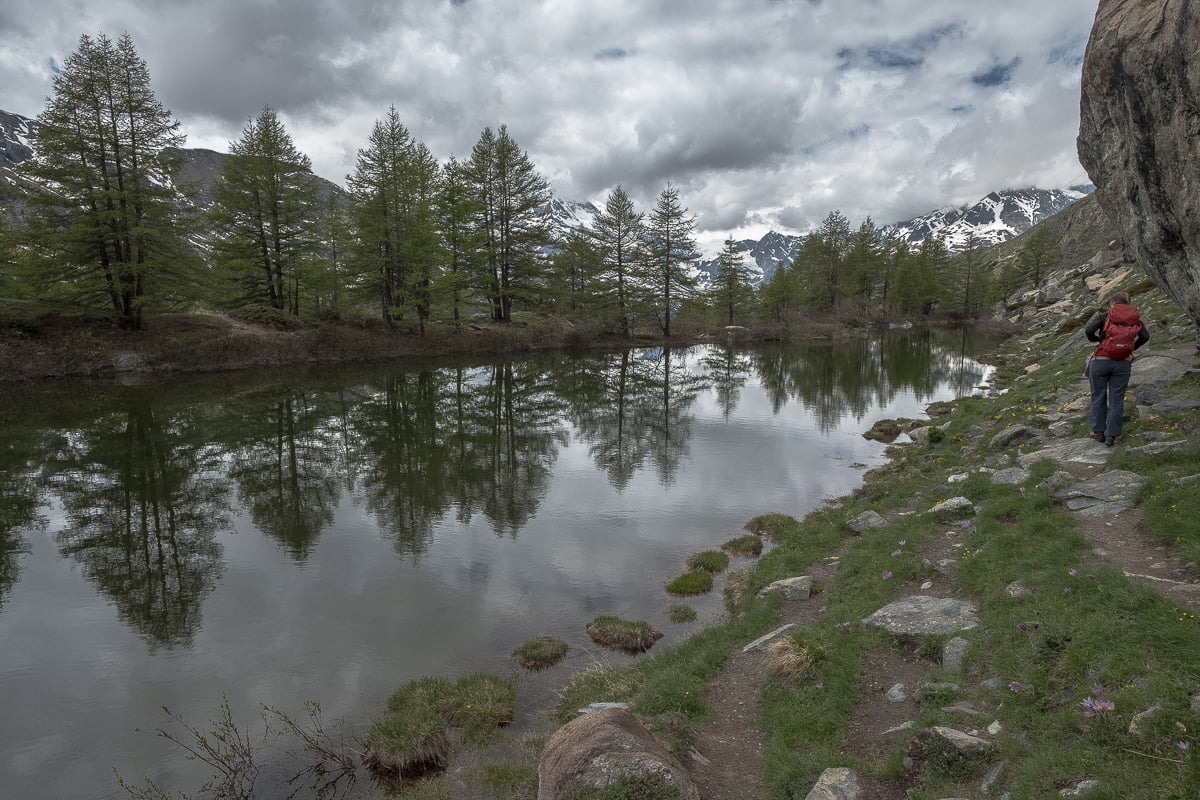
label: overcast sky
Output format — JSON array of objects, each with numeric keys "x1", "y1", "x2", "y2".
[{"x1": 1, "y1": 0, "x2": 1100, "y2": 248}]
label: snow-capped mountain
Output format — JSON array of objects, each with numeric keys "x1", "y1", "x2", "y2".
[
  {"x1": 881, "y1": 187, "x2": 1093, "y2": 252},
  {"x1": 692, "y1": 231, "x2": 805, "y2": 286},
  {"x1": 0, "y1": 110, "x2": 35, "y2": 167},
  {"x1": 537, "y1": 197, "x2": 600, "y2": 235}
]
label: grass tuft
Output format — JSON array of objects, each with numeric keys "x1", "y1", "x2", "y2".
[
  {"x1": 363, "y1": 708, "x2": 451, "y2": 778},
  {"x1": 721, "y1": 534, "x2": 764, "y2": 557},
  {"x1": 585, "y1": 615, "x2": 664, "y2": 653},
  {"x1": 686, "y1": 550, "x2": 730, "y2": 573},
  {"x1": 665, "y1": 570, "x2": 714, "y2": 596},
  {"x1": 745, "y1": 512, "x2": 802, "y2": 542},
  {"x1": 511, "y1": 636, "x2": 568, "y2": 670}
]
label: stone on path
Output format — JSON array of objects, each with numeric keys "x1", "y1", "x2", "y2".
[
  {"x1": 942, "y1": 637, "x2": 970, "y2": 673},
  {"x1": 927, "y1": 497, "x2": 976, "y2": 517},
  {"x1": 757, "y1": 576, "x2": 813, "y2": 600},
  {"x1": 537, "y1": 707, "x2": 699, "y2": 800},
  {"x1": 1128, "y1": 354, "x2": 1194, "y2": 388},
  {"x1": 990, "y1": 467, "x2": 1030, "y2": 486},
  {"x1": 742, "y1": 623, "x2": 796, "y2": 653},
  {"x1": 803, "y1": 767, "x2": 862, "y2": 800},
  {"x1": 1018, "y1": 439, "x2": 1113, "y2": 468},
  {"x1": 925, "y1": 726, "x2": 992, "y2": 756},
  {"x1": 1148, "y1": 396, "x2": 1200, "y2": 412},
  {"x1": 846, "y1": 510, "x2": 887, "y2": 533},
  {"x1": 578, "y1": 702, "x2": 630, "y2": 714},
  {"x1": 862, "y1": 596, "x2": 979, "y2": 636},
  {"x1": 1055, "y1": 470, "x2": 1147, "y2": 516},
  {"x1": 1126, "y1": 440, "x2": 1190, "y2": 456},
  {"x1": 990, "y1": 425, "x2": 1037, "y2": 449}
]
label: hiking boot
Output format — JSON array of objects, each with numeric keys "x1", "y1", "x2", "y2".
[
  {"x1": 1088, "y1": 431, "x2": 1104, "y2": 442},
  {"x1": 1104, "y1": 436, "x2": 1116, "y2": 447}
]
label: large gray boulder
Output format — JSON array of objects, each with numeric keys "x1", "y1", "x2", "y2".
[
  {"x1": 1078, "y1": 0, "x2": 1200, "y2": 326},
  {"x1": 537, "y1": 707, "x2": 699, "y2": 800}
]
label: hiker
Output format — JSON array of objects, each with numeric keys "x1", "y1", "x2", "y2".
[{"x1": 1084, "y1": 291, "x2": 1149, "y2": 446}]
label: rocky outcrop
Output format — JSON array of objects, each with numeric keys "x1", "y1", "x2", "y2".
[
  {"x1": 1077, "y1": 0, "x2": 1200, "y2": 325},
  {"x1": 537, "y1": 707, "x2": 699, "y2": 800}
]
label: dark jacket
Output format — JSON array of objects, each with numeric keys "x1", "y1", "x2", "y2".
[{"x1": 1085, "y1": 306, "x2": 1150, "y2": 357}]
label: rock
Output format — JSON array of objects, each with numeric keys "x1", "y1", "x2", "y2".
[
  {"x1": 928, "y1": 497, "x2": 976, "y2": 517},
  {"x1": 1134, "y1": 385, "x2": 1168, "y2": 405},
  {"x1": 916, "y1": 682, "x2": 961, "y2": 701},
  {"x1": 1055, "y1": 469, "x2": 1147, "y2": 515},
  {"x1": 757, "y1": 576, "x2": 813, "y2": 600},
  {"x1": 742, "y1": 623, "x2": 796, "y2": 653},
  {"x1": 862, "y1": 596, "x2": 979, "y2": 637},
  {"x1": 981, "y1": 762, "x2": 1005, "y2": 795},
  {"x1": 948, "y1": 472, "x2": 969, "y2": 484},
  {"x1": 111, "y1": 353, "x2": 147, "y2": 372},
  {"x1": 1059, "y1": 779, "x2": 1101, "y2": 797},
  {"x1": 990, "y1": 425, "x2": 1037, "y2": 449},
  {"x1": 1191, "y1": 692, "x2": 1200, "y2": 714},
  {"x1": 846, "y1": 510, "x2": 887, "y2": 534},
  {"x1": 1128, "y1": 703, "x2": 1161, "y2": 736},
  {"x1": 1148, "y1": 397, "x2": 1200, "y2": 413},
  {"x1": 1005, "y1": 581, "x2": 1032, "y2": 597},
  {"x1": 882, "y1": 721, "x2": 915, "y2": 735},
  {"x1": 990, "y1": 467, "x2": 1031, "y2": 485},
  {"x1": 864, "y1": 419, "x2": 903, "y2": 442},
  {"x1": 1126, "y1": 440, "x2": 1190, "y2": 456},
  {"x1": 1128, "y1": 354, "x2": 1195, "y2": 388},
  {"x1": 1079, "y1": 0, "x2": 1200, "y2": 326},
  {"x1": 886, "y1": 683, "x2": 907, "y2": 702},
  {"x1": 917, "y1": 726, "x2": 992, "y2": 757},
  {"x1": 537, "y1": 707, "x2": 699, "y2": 800},
  {"x1": 803, "y1": 767, "x2": 861, "y2": 800},
  {"x1": 908, "y1": 426, "x2": 933, "y2": 446},
  {"x1": 942, "y1": 637, "x2": 970, "y2": 674},
  {"x1": 987, "y1": 720, "x2": 1002, "y2": 736},
  {"x1": 1018, "y1": 439, "x2": 1113, "y2": 468},
  {"x1": 578, "y1": 702, "x2": 630, "y2": 714},
  {"x1": 1048, "y1": 420, "x2": 1075, "y2": 438}
]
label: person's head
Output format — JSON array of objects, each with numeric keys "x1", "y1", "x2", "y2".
[{"x1": 1112, "y1": 291, "x2": 1131, "y2": 306}]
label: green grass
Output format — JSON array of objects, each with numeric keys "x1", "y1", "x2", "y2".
[
  {"x1": 567, "y1": 774, "x2": 682, "y2": 800},
  {"x1": 721, "y1": 534, "x2": 764, "y2": 556},
  {"x1": 585, "y1": 615, "x2": 664, "y2": 653},
  {"x1": 368, "y1": 672, "x2": 515, "y2": 778},
  {"x1": 686, "y1": 549, "x2": 730, "y2": 573},
  {"x1": 476, "y1": 760, "x2": 537, "y2": 800},
  {"x1": 511, "y1": 636, "x2": 568, "y2": 670},
  {"x1": 665, "y1": 570, "x2": 714, "y2": 596}
]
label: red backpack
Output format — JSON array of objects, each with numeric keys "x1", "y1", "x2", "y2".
[{"x1": 1094, "y1": 303, "x2": 1141, "y2": 360}]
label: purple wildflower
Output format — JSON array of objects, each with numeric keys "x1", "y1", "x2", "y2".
[
  {"x1": 882, "y1": 571, "x2": 893, "y2": 580},
  {"x1": 1068, "y1": 569, "x2": 1077, "y2": 577},
  {"x1": 891, "y1": 550, "x2": 902, "y2": 558},
  {"x1": 1180, "y1": 741, "x2": 1190, "y2": 752},
  {"x1": 1091, "y1": 685, "x2": 1104, "y2": 697},
  {"x1": 1064, "y1": 587, "x2": 1073, "y2": 594},
  {"x1": 898, "y1": 540, "x2": 906, "y2": 546},
  {"x1": 1018, "y1": 622, "x2": 1028, "y2": 631},
  {"x1": 1009, "y1": 681, "x2": 1022, "y2": 692}
]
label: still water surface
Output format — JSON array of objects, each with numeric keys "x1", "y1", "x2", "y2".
[{"x1": 0, "y1": 334, "x2": 991, "y2": 799}]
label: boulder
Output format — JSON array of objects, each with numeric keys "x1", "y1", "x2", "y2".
[
  {"x1": 757, "y1": 575, "x2": 814, "y2": 600},
  {"x1": 803, "y1": 767, "x2": 862, "y2": 800},
  {"x1": 846, "y1": 510, "x2": 887, "y2": 533},
  {"x1": 1078, "y1": 0, "x2": 1200, "y2": 327},
  {"x1": 537, "y1": 707, "x2": 699, "y2": 800},
  {"x1": 862, "y1": 596, "x2": 979, "y2": 637}
]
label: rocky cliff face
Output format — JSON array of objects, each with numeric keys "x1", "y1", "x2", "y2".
[{"x1": 1077, "y1": 0, "x2": 1200, "y2": 324}]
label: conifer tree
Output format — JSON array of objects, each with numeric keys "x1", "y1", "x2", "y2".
[
  {"x1": 797, "y1": 210, "x2": 851, "y2": 311},
  {"x1": 347, "y1": 107, "x2": 441, "y2": 331},
  {"x1": 434, "y1": 156, "x2": 483, "y2": 328},
  {"x1": 464, "y1": 125, "x2": 551, "y2": 322},
  {"x1": 844, "y1": 217, "x2": 881, "y2": 304},
  {"x1": 644, "y1": 183, "x2": 698, "y2": 336},
  {"x1": 710, "y1": 238, "x2": 755, "y2": 324},
  {"x1": 759, "y1": 260, "x2": 804, "y2": 323},
  {"x1": 591, "y1": 185, "x2": 646, "y2": 337},
  {"x1": 209, "y1": 106, "x2": 319, "y2": 315},
  {"x1": 550, "y1": 229, "x2": 602, "y2": 317},
  {"x1": 1018, "y1": 224, "x2": 1060, "y2": 289},
  {"x1": 20, "y1": 32, "x2": 190, "y2": 328}
]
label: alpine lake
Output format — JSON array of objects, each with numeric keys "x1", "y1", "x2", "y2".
[{"x1": 0, "y1": 330, "x2": 994, "y2": 799}]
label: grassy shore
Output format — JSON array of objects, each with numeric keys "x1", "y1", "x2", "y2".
[{"x1": 550, "y1": 300, "x2": 1200, "y2": 798}]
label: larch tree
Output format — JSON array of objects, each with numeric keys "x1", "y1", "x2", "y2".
[
  {"x1": 433, "y1": 155, "x2": 483, "y2": 328},
  {"x1": 1018, "y1": 223, "x2": 1060, "y2": 289},
  {"x1": 464, "y1": 125, "x2": 551, "y2": 322},
  {"x1": 347, "y1": 107, "x2": 441, "y2": 332},
  {"x1": 710, "y1": 237, "x2": 755, "y2": 324},
  {"x1": 20, "y1": 32, "x2": 191, "y2": 328},
  {"x1": 797, "y1": 210, "x2": 851, "y2": 311},
  {"x1": 644, "y1": 183, "x2": 698, "y2": 337},
  {"x1": 591, "y1": 185, "x2": 646, "y2": 337},
  {"x1": 208, "y1": 106, "x2": 319, "y2": 315}
]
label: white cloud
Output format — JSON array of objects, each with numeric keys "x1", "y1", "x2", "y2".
[{"x1": 0, "y1": 0, "x2": 1101, "y2": 243}]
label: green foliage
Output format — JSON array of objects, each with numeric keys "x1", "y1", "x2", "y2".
[
  {"x1": 685, "y1": 550, "x2": 730, "y2": 573},
  {"x1": 585, "y1": 615, "x2": 664, "y2": 653},
  {"x1": 592, "y1": 185, "x2": 650, "y2": 337},
  {"x1": 644, "y1": 183, "x2": 699, "y2": 336},
  {"x1": 745, "y1": 512, "x2": 803, "y2": 542},
  {"x1": 511, "y1": 636, "x2": 568, "y2": 670},
  {"x1": 709, "y1": 238, "x2": 756, "y2": 324},
  {"x1": 209, "y1": 106, "x2": 321, "y2": 316},
  {"x1": 568, "y1": 774, "x2": 682, "y2": 800},
  {"x1": 476, "y1": 760, "x2": 538, "y2": 800},
  {"x1": 665, "y1": 570, "x2": 714, "y2": 596},
  {"x1": 1019, "y1": 223, "x2": 1061, "y2": 289},
  {"x1": 721, "y1": 534, "x2": 764, "y2": 556},
  {"x1": 18, "y1": 32, "x2": 192, "y2": 328}
]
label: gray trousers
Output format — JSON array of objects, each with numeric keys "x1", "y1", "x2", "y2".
[{"x1": 1088, "y1": 357, "x2": 1132, "y2": 437}]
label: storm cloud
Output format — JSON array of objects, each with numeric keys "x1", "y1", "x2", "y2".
[{"x1": 0, "y1": 0, "x2": 1100, "y2": 251}]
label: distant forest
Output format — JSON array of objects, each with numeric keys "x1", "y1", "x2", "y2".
[{"x1": 0, "y1": 32, "x2": 1059, "y2": 335}]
